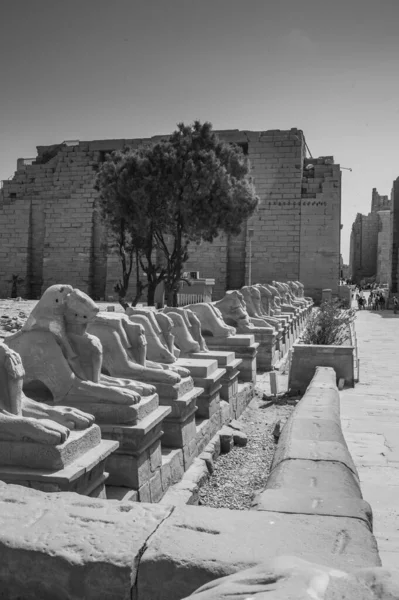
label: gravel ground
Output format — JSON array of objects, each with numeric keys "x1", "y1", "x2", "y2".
[{"x1": 199, "y1": 375, "x2": 295, "y2": 510}]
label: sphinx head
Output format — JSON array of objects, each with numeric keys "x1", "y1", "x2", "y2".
[
  {"x1": 64, "y1": 289, "x2": 100, "y2": 326},
  {"x1": 39, "y1": 284, "x2": 74, "y2": 315}
]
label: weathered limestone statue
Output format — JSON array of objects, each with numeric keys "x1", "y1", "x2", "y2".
[
  {"x1": 283, "y1": 281, "x2": 307, "y2": 307},
  {"x1": 161, "y1": 309, "x2": 201, "y2": 354},
  {"x1": 213, "y1": 290, "x2": 274, "y2": 334},
  {"x1": 87, "y1": 312, "x2": 186, "y2": 386},
  {"x1": 240, "y1": 286, "x2": 280, "y2": 330},
  {"x1": 254, "y1": 284, "x2": 282, "y2": 320},
  {"x1": 6, "y1": 285, "x2": 149, "y2": 423},
  {"x1": 163, "y1": 307, "x2": 209, "y2": 352},
  {"x1": 126, "y1": 307, "x2": 178, "y2": 364},
  {"x1": 0, "y1": 342, "x2": 94, "y2": 445},
  {"x1": 261, "y1": 283, "x2": 283, "y2": 314},
  {"x1": 186, "y1": 555, "x2": 399, "y2": 600},
  {"x1": 185, "y1": 302, "x2": 236, "y2": 338},
  {"x1": 293, "y1": 280, "x2": 313, "y2": 305}
]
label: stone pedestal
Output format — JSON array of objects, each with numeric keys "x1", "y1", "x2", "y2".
[
  {"x1": 176, "y1": 358, "x2": 226, "y2": 419},
  {"x1": 204, "y1": 335, "x2": 259, "y2": 384},
  {"x1": 101, "y1": 393, "x2": 171, "y2": 502},
  {"x1": 0, "y1": 425, "x2": 118, "y2": 497},
  {"x1": 190, "y1": 351, "x2": 242, "y2": 408},
  {"x1": 251, "y1": 331, "x2": 277, "y2": 371}
]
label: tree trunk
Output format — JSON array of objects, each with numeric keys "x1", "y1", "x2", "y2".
[{"x1": 147, "y1": 281, "x2": 157, "y2": 306}]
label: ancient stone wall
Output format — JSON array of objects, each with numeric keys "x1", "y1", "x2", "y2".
[
  {"x1": 349, "y1": 211, "x2": 379, "y2": 284},
  {"x1": 350, "y1": 188, "x2": 393, "y2": 286},
  {"x1": 376, "y1": 210, "x2": 392, "y2": 285},
  {"x1": 361, "y1": 212, "x2": 379, "y2": 279},
  {"x1": 371, "y1": 187, "x2": 390, "y2": 212},
  {"x1": 0, "y1": 129, "x2": 341, "y2": 302}
]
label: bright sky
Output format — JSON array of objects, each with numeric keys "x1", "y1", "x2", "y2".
[{"x1": 2, "y1": 0, "x2": 399, "y2": 262}]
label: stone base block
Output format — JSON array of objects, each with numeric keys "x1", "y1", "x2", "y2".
[
  {"x1": 205, "y1": 335, "x2": 258, "y2": 384},
  {"x1": 153, "y1": 377, "x2": 195, "y2": 400},
  {"x1": 182, "y1": 437, "x2": 198, "y2": 470},
  {"x1": 106, "y1": 438, "x2": 162, "y2": 489},
  {"x1": 195, "y1": 412, "x2": 221, "y2": 457},
  {"x1": 138, "y1": 467, "x2": 164, "y2": 503},
  {"x1": 220, "y1": 373, "x2": 239, "y2": 404},
  {"x1": 176, "y1": 357, "x2": 218, "y2": 378},
  {"x1": 0, "y1": 439, "x2": 118, "y2": 495},
  {"x1": 233, "y1": 383, "x2": 254, "y2": 419},
  {"x1": 57, "y1": 392, "x2": 160, "y2": 425},
  {"x1": 196, "y1": 390, "x2": 221, "y2": 419},
  {"x1": 0, "y1": 424, "x2": 101, "y2": 470},
  {"x1": 101, "y1": 405, "x2": 172, "y2": 454},
  {"x1": 161, "y1": 447, "x2": 185, "y2": 489},
  {"x1": 254, "y1": 332, "x2": 276, "y2": 372},
  {"x1": 162, "y1": 412, "x2": 197, "y2": 448}
]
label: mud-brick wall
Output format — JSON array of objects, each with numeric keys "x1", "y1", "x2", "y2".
[
  {"x1": 0, "y1": 196, "x2": 31, "y2": 298},
  {"x1": 0, "y1": 144, "x2": 105, "y2": 299},
  {"x1": 245, "y1": 130, "x2": 304, "y2": 285},
  {"x1": 299, "y1": 161, "x2": 342, "y2": 300}
]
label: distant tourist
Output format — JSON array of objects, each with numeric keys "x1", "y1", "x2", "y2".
[{"x1": 393, "y1": 296, "x2": 398, "y2": 315}]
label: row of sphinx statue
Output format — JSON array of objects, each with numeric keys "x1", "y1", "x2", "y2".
[{"x1": 0, "y1": 281, "x2": 311, "y2": 448}]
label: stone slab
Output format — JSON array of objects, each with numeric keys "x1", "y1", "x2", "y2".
[
  {"x1": 137, "y1": 505, "x2": 381, "y2": 600},
  {"x1": 153, "y1": 376, "x2": 194, "y2": 400},
  {"x1": 0, "y1": 424, "x2": 101, "y2": 470},
  {"x1": 190, "y1": 351, "x2": 235, "y2": 366},
  {"x1": 205, "y1": 334, "x2": 255, "y2": 347},
  {"x1": 193, "y1": 368, "x2": 226, "y2": 391},
  {"x1": 0, "y1": 439, "x2": 118, "y2": 487},
  {"x1": 106, "y1": 439, "x2": 162, "y2": 488},
  {"x1": 159, "y1": 387, "x2": 203, "y2": 420},
  {"x1": 0, "y1": 482, "x2": 172, "y2": 600},
  {"x1": 266, "y1": 459, "x2": 362, "y2": 495},
  {"x1": 101, "y1": 405, "x2": 172, "y2": 454},
  {"x1": 251, "y1": 488, "x2": 372, "y2": 528},
  {"x1": 176, "y1": 358, "x2": 218, "y2": 377},
  {"x1": 60, "y1": 392, "x2": 159, "y2": 425}
]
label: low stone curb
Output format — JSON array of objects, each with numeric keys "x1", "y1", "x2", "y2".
[
  {"x1": 251, "y1": 366, "x2": 373, "y2": 530},
  {"x1": 160, "y1": 423, "x2": 247, "y2": 507}
]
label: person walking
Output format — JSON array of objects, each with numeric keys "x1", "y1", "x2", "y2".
[
  {"x1": 393, "y1": 296, "x2": 398, "y2": 315},
  {"x1": 368, "y1": 293, "x2": 373, "y2": 309}
]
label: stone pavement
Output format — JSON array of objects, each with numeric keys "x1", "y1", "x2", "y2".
[{"x1": 341, "y1": 298, "x2": 399, "y2": 568}]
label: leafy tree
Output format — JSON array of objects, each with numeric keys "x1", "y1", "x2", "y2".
[{"x1": 95, "y1": 121, "x2": 259, "y2": 306}]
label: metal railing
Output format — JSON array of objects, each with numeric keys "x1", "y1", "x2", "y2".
[{"x1": 176, "y1": 292, "x2": 211, "y2": 306}]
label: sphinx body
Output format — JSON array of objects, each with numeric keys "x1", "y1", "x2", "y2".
[
  {"x1": 254, "y1": 284, "x2": 281, "y2": 321},
  {"x1": 213, "y1": 290, "x2": 274, "y2": 334},
  {"x1": 0, "y1": 342, "x2": 94, "y2": 445},
  {"x1": 185, "y1": 303, "x2": 236, "y2": 338},
  {"x1": 163, "y1": 307, "x2": 209, "y2": 353},
  {"x1": 126, "y1": 308, "x2": 177, "y2": 364},
  {"x1": 88, "y1": 312, "x2": 184, "y2": 385},
  {"x1": 161, "y1": 308, "x2": 201, "y2": 354},
  {"x1": 240, "y1": 286, "x2": 280, "y2": 331},
  {"x1": 6, "y1": 286, "x2": 150, "y2": 424},
  {"x1": 125, "y1": 308, "x2": 190, "y2": 377}
]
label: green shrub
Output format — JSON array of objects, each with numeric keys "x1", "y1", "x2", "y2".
[{"x1": 302, "y1": 299, "x2": 356, "y2": 346}]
